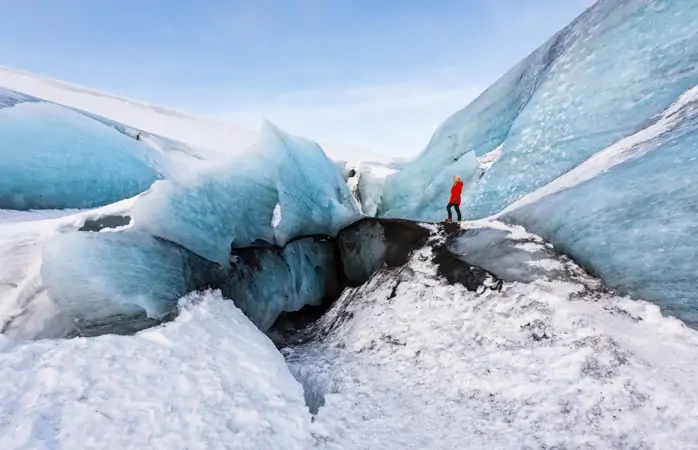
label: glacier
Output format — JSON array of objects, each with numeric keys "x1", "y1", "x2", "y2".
[
  {"x1": 282, "y1": 221, "x2": 698, "y2": 449},
  {"x1": 225, "y1": 237, "x2": 341, "y2": 331},
  {"x1": 377, "y1": 0, "x2": 698, "y2": 323},
  {"x1": 382, "y1": 0, "x2": 698, "y2": 221},
  {"x1": 0, "y1": 94, "x2": 163, "y2": 210},
  {"x1": 0, "y1": 120, "x2": 360, "y2": 338},
  {"x1": 2, "y1": 0, "x2": 698, "y2": 445},
  {"x1": 132, "y1": 122, "x2": 360, "y2": 266}
]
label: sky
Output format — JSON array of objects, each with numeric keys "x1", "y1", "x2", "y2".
[{"x1": 0, "y1": 0, "x2": 593, "y2": 156}]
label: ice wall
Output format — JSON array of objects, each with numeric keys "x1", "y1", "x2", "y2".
[
  {"x1": 1, "y1": 123, "x2": 361, "y2": 337},
  {"x1": 505, "y1": 86, "x2": 698, "y2": 325},
  {"x1": 224, "y1": 237, "x2": 340, "y2": 331},
  {"x1": 380, "y1": 0, "x2": 698, "y2": 221},
  {"x1": 41, "y1": 230, "x2": 225, "y2": 326},
  {"x1": 0, "y1": 99, "x2": 162, "y2": 210},
  {"x1": 376, "y1": 0, "x2": 698, "y2": 324}
]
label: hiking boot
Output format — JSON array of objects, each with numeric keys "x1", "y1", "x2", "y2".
[{"x1": 444, "y1": 218, "x2": 452, "y2": 223}]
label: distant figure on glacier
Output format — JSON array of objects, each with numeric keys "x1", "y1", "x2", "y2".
[
  {"x1": 135, "y1": 132, "x2": 141, "y2": 141},
  {"x1": 445, "y1": 176, "x2": 463, "y2": 222}
]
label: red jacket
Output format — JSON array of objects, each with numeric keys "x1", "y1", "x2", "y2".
[{"x1": 449, "y1": 181, "x2": 464, "y2": 205}]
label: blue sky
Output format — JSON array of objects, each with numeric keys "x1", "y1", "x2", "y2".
[{"x1": 0, "y1": 0, "x2": 593, "y2": 156}]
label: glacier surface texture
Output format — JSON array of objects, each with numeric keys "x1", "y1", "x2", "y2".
[
  {"x1": 379, "y1": 0, "x2": 698, "y2": 322},
  {"x1": 0, "y1": 120, "x2": 360, "y2": 338},
  {"x1": 0, "y1": 92, "x2": 163, "y2": 210}
]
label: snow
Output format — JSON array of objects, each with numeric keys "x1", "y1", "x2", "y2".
[
  {"x1": 0, "y1": 101, "x2": 161, "y2": 210},
  {"x1": 3, "y1": 214, "x2": 698, "y2": 448},
  {"x1": 286, "y1": 223, "x2": 698, "y2": 449},
  {"x1": 477, "y1": 144, "x2": 503, "y2": 172},
  {"x1": 0, "y1": 66, "x2": 387, "y2": 164},
  {"x1": 0, "y1": 291, "x2": 313, "y2": 449},
  {"x1": 271, "y1": 203, "x2": 282, "y2": 228}
]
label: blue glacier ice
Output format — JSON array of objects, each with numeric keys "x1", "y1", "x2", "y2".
[
  {"x1": 19, "y1": 123, "x2": 359, "y2": 335},
  {"x1": 0, "y1": 98, "x2": 162, "y2": 210},
  {"x1": 378, "y1": 0, "x2": 698, "y2": 323},
  {"x1": 41, "y1": 230, "x2": 224, "y2": 323},
  {"x1": 505, "y1": 87, "x2": 698, "y2": 325},
  {"x1": 133, "y1": 122, "x2": 361, "y2": 265},
  {"x1": 224, "y1": 237, "x2": 339, "y2": 331},
  {"x1": 381, "y1": 0, "x2": 698, "y2": 221}
]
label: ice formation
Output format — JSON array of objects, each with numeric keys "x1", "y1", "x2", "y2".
[
  {"x1": 132, "y1": 122, "x2": 361, "y2": 266},
  {"x1": 504, "y1": 84, "x2": 698, "y2": 325},
  {"x1": 0, "y1": 97, "x2": 162, "y2": 210},
  {"x1": 225, "y1": 237, "x2": 340, "y2": 331},
  {"x1": 0, "y1": 121, "x2": 360, "y2": 338},
  {"x1": 378, "y1": 0, "x2": 698, "y2": 322},
  {"x1": 41, "y1": 231, "x2": 224, "y2": 323},
  {"x1": 382, "y1": 0, "x2": 698, "y2": 221}
]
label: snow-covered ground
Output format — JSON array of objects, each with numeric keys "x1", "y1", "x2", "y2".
[
  {"x1": 286, "y1": 222, "x2": 698, "y2": 449},
  {"x1": 0, "y1": 291, "x2": 313, "y2": 449},
  {"x1": 1, "y1": 217, "x2": 698, "y2": 448}
]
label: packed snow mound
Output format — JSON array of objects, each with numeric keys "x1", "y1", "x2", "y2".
[
  {"x1": 0, "y1": 66, "x2": 388, "y2": 164},
  {"x1": 381, "y1": 0, "x2": 698, "y2": 221},
  {"x1": 0, "y1": 291, "x2": 313, "y2": 450},
  {"x1": 0, "y1": 97, "x2": 161, "y2": 210},
  {"x1": 133, "y1": 122, "x2": 361, "y2": 265},
  {"x1": 285, "y1": 221, "x2": 698, "y2": 449}
]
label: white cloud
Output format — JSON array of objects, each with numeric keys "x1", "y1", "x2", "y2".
[{"x1": 222, "y1": 71, "x2": 484, "y2": 158}]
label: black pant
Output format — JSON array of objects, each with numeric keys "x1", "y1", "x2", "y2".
[{"x1": 447, "y1": 203, "x2": 461, "y2": 221}]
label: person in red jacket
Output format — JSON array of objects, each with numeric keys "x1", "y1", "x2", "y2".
[{"x1": 445, "y1": 175, "x2": 463, "y2": 222}]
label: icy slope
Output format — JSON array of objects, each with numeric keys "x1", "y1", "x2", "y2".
[
  {"x1": 381, "y1": 0, "x2": 698, "y2": 220},
  {"x1": 503, "y1": 85, "x2": 698, "y2": 325},
  {"x1": 0, "y1": 95, "x2": 162, "y2": 210},
  {"x1": 377, "y1": 0, "x2": 698, "y2": 323},
  {"x1": 284, "y1": 221, "x2": 698, "y2": 449},
  {"x1": 0, "y1": 291, "x2": 313, "y2": 450},
  {"x1": 0, "y1": 66, "x2": 388, "y2": 164}
]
